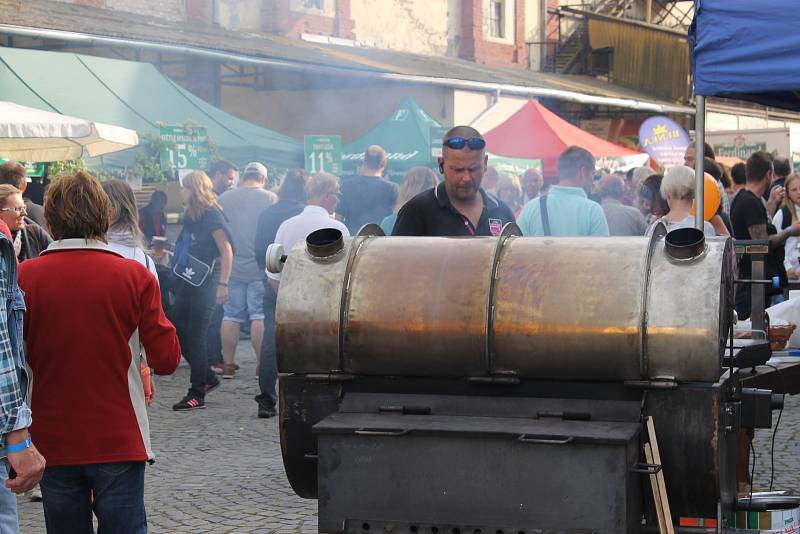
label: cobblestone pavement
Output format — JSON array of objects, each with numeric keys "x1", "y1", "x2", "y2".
[
  {"x1": 17, "y1": 340, "x2": 318, "y2": 533},
  {"x1": 754, "y1": 391, "x2": 800, "y2": 493},
  {"x1": 15, "y1": 342, "x2": 800, "y2": 532}
]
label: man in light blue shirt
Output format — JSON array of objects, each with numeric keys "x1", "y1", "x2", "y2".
[{"x1": 518, "y1": 146, "x2": 610, "y2": 237}]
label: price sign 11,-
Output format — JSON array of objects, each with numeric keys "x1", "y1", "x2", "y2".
[{"x1": 304, "y1": 135, "x2": 342, "y2": 175}]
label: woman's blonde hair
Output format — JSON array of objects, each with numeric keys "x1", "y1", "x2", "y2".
[
  {"x1": 395, "y1": 166, "x2": 438, "y2": 212},
  {"x1": 782, "y1": 174, "x2": 800, "y2": 223},
  {"x1": 182, "y1": 170, "x2": 219, "y2": 221},
  {"x1": 0, "y1": 184, "x2": 22, "y2": 208},
  {"x1": 102, "y1": 180, "x2": 143, "y2": 245}
]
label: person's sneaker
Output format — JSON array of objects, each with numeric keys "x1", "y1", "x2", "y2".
[
  {"x1": 211, "y1": 362, "x2": 240, "y2": 374},
  {"x1": 203, "y1": 380, "x2": 221, "y2": 395},
  {"x1": 222, "y1": 364, "x2": 236, "y2": 380},
  {"x1": 173, "y1": 395, "x2": 205, "y2": 411},
  {"x1": 258, "y1": 405, "x2": 277, "y2": 418}
]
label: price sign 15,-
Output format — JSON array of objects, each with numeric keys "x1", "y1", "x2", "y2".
[{"x1": 159, "y1": 125, "x2": 210, "y2": 175}]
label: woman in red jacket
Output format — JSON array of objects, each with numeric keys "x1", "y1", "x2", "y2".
[{"x1": 18, "y1": 171, "x2": 181, "y2": 534}]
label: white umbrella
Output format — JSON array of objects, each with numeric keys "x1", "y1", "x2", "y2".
[{"x1": 0, "y1": 102, "x2": 139, "y2": 162}]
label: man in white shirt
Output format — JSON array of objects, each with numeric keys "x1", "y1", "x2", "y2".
[
  {"x1": 268, "y1": 172, "x2": 349, "y2": 290},
  {"x1": 259, "y1": 173, "x2": 348, "y2": 418}
]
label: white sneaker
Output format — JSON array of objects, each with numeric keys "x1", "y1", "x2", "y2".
[{"x1": 28, "y1": 487, "x2": 42, "y2": 502}]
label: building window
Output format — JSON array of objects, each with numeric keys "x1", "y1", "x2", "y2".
[
  {"x1": 489, "y1": 0, "x2": 505, "y2": 38},
  {"x1": 290, "y1": 0, "x2": 332, "y2": 16}
]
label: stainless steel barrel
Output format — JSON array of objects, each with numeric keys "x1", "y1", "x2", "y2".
[{"x1": 276, "y1": 229, "x2": 733, "y2": 382}]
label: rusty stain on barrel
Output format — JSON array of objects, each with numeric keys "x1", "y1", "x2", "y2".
[{"x1": 276, "y1": 235, "x2": 732, "y2": 383}]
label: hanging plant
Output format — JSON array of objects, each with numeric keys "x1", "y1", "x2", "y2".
[
  {"x1": 50, "y1": 121, "x2": 223, "y2": 184},
  {"x1": 47, "y1": 159, "x2": 89, "y2": 177}
]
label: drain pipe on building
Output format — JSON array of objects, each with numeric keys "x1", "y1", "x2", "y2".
[
  {"x1": 469, "y1": 89, "x2": 501, "y2": 129},
  {"x1": 0, "y1": 24, "x2": 695, "y2": 115}
]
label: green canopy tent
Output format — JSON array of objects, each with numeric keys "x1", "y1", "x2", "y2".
[
  {"x1": 342, "y1": 97, "x2": 441, "y2": 182},
  {"x1": 0, "y1": 47, "x2": 303, "y2": 172}
]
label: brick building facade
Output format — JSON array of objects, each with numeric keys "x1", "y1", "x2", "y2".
[
  {"x1": 50, "y1": 0, "x2": 538, "y2": 70},
  {"x1": 459, "y1": 0, "x2": 528, "y2": 68},
  {"x1": 261, "y1": 0, "x2": 355, "y2": 39}
]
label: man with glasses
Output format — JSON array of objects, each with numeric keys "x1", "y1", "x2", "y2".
[
  {"x1": 518, "y1": 146, "x2": 609, "y2": 237},
  {"x1": 0, "y1": 161, "x2": 47, "y2": 230},
  {"x1": 0, "y1": 184, "x2": 46, "y2": 532},
  {"x1": 392, "y1": 126, "x2": 515, "y2": 236},
  {"x1": 268, "y1": 172, "x2": 349, "y2": 288},
  {"x1": 0, "y1": 185, "x2": 52, "y2": 263}
]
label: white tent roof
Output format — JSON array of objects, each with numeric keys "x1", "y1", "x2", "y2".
[{"x1": 0, "y1": 101, "x2": 138, "y2": 161}]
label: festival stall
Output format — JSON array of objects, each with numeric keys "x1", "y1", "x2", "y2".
[
  {"x1": 483, "y1": 100, "x2": 648, "y2": 178},
  {"x1": 342, "y1": 97, "x2": 441, "y2": 181},
  {"x1": 693, "y1": 3, "x2": 800, "y2": 530},
  {"x1": 690, "y1": 0, "x2": 800, "y2": 224},
  {"x1": 0, "y1": 46, "x2": 304, "y2": 170}
]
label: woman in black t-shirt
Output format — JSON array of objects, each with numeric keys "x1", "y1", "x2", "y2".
[{"x1": 171, "y1": 170, "x2": 234, "y2": 411}]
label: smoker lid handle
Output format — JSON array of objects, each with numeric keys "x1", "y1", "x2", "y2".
[
  {"x1": 354, "y1": 429, "x2": 409, "y2": 437},
  {"x1": 517, "y1": 434, "x2": 573, "y2": 445}
]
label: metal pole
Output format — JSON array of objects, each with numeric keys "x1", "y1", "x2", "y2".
[
  {"x1": 695, "y1": 95, "x2": 706, "y2": 229},
  {"x1": 540, "y1": 0, "x2": 548, "y2": 70},
  {"x1": 752, "y1": 254, "x2": 766, "y2": 332}
]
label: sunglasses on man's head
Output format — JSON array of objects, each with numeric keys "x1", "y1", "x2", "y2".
[{"x1": 443, "y1": 137, "x2": 486, "y2": 150}]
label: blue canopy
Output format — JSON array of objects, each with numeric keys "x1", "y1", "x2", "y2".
[{"x1": 690, "y1": 0, "x2": 800, "y2": 110}]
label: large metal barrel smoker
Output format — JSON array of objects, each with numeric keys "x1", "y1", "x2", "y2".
[{"x1": 270, "y1": 225, "x2": 767, "y2": 533}]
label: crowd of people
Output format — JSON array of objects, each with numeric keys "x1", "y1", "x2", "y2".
[{"x1": 0, "y1": 123, "x2": 798, "y2": 532}]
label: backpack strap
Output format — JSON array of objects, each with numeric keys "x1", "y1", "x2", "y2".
[
  {"x1": 539, "y1": 195, "x2": 552, "y2": 237},
  {"x1": 781, "y1": 205, "x2": 792, "y2": 230}
]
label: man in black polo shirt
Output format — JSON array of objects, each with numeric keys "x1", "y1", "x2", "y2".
[
  {"x1": 392, "y1": 126, "x2": 515, "y2": 236},
  {"x1": 731, "y1": 150, "x2": 800, "y2": 319}
]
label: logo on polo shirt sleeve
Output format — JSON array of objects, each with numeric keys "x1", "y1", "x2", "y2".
[{"x1": 489, "y1": 218, "x2": 503, "y2": 236}]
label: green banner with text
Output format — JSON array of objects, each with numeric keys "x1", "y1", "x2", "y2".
[
  {"x1": 304, "y1": 135, "x2": 342, "y2": 175},
  {"x1": 159, "y1": 125, "x2": 210, "y2": 173},
  {"x1": 0, "y1": 159, "x2": 47, "y2": 178}
]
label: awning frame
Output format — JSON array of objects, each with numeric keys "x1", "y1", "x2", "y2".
[{"x1": 0, "y1": 23, "x2": 695, "y2": 115}]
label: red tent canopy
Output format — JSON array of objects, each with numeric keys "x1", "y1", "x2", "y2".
[{"x1": 483, "y1": 100, "x2": 641, "y2": 178}]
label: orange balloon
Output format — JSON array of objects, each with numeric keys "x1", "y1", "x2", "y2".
[{"x1": 690, "y1": 173, "x2": 721, "y2": 221}]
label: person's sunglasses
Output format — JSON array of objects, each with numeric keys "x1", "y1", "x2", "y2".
[{"x1": 443, "y1": 137, "x2": 486, "y2": 150}]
